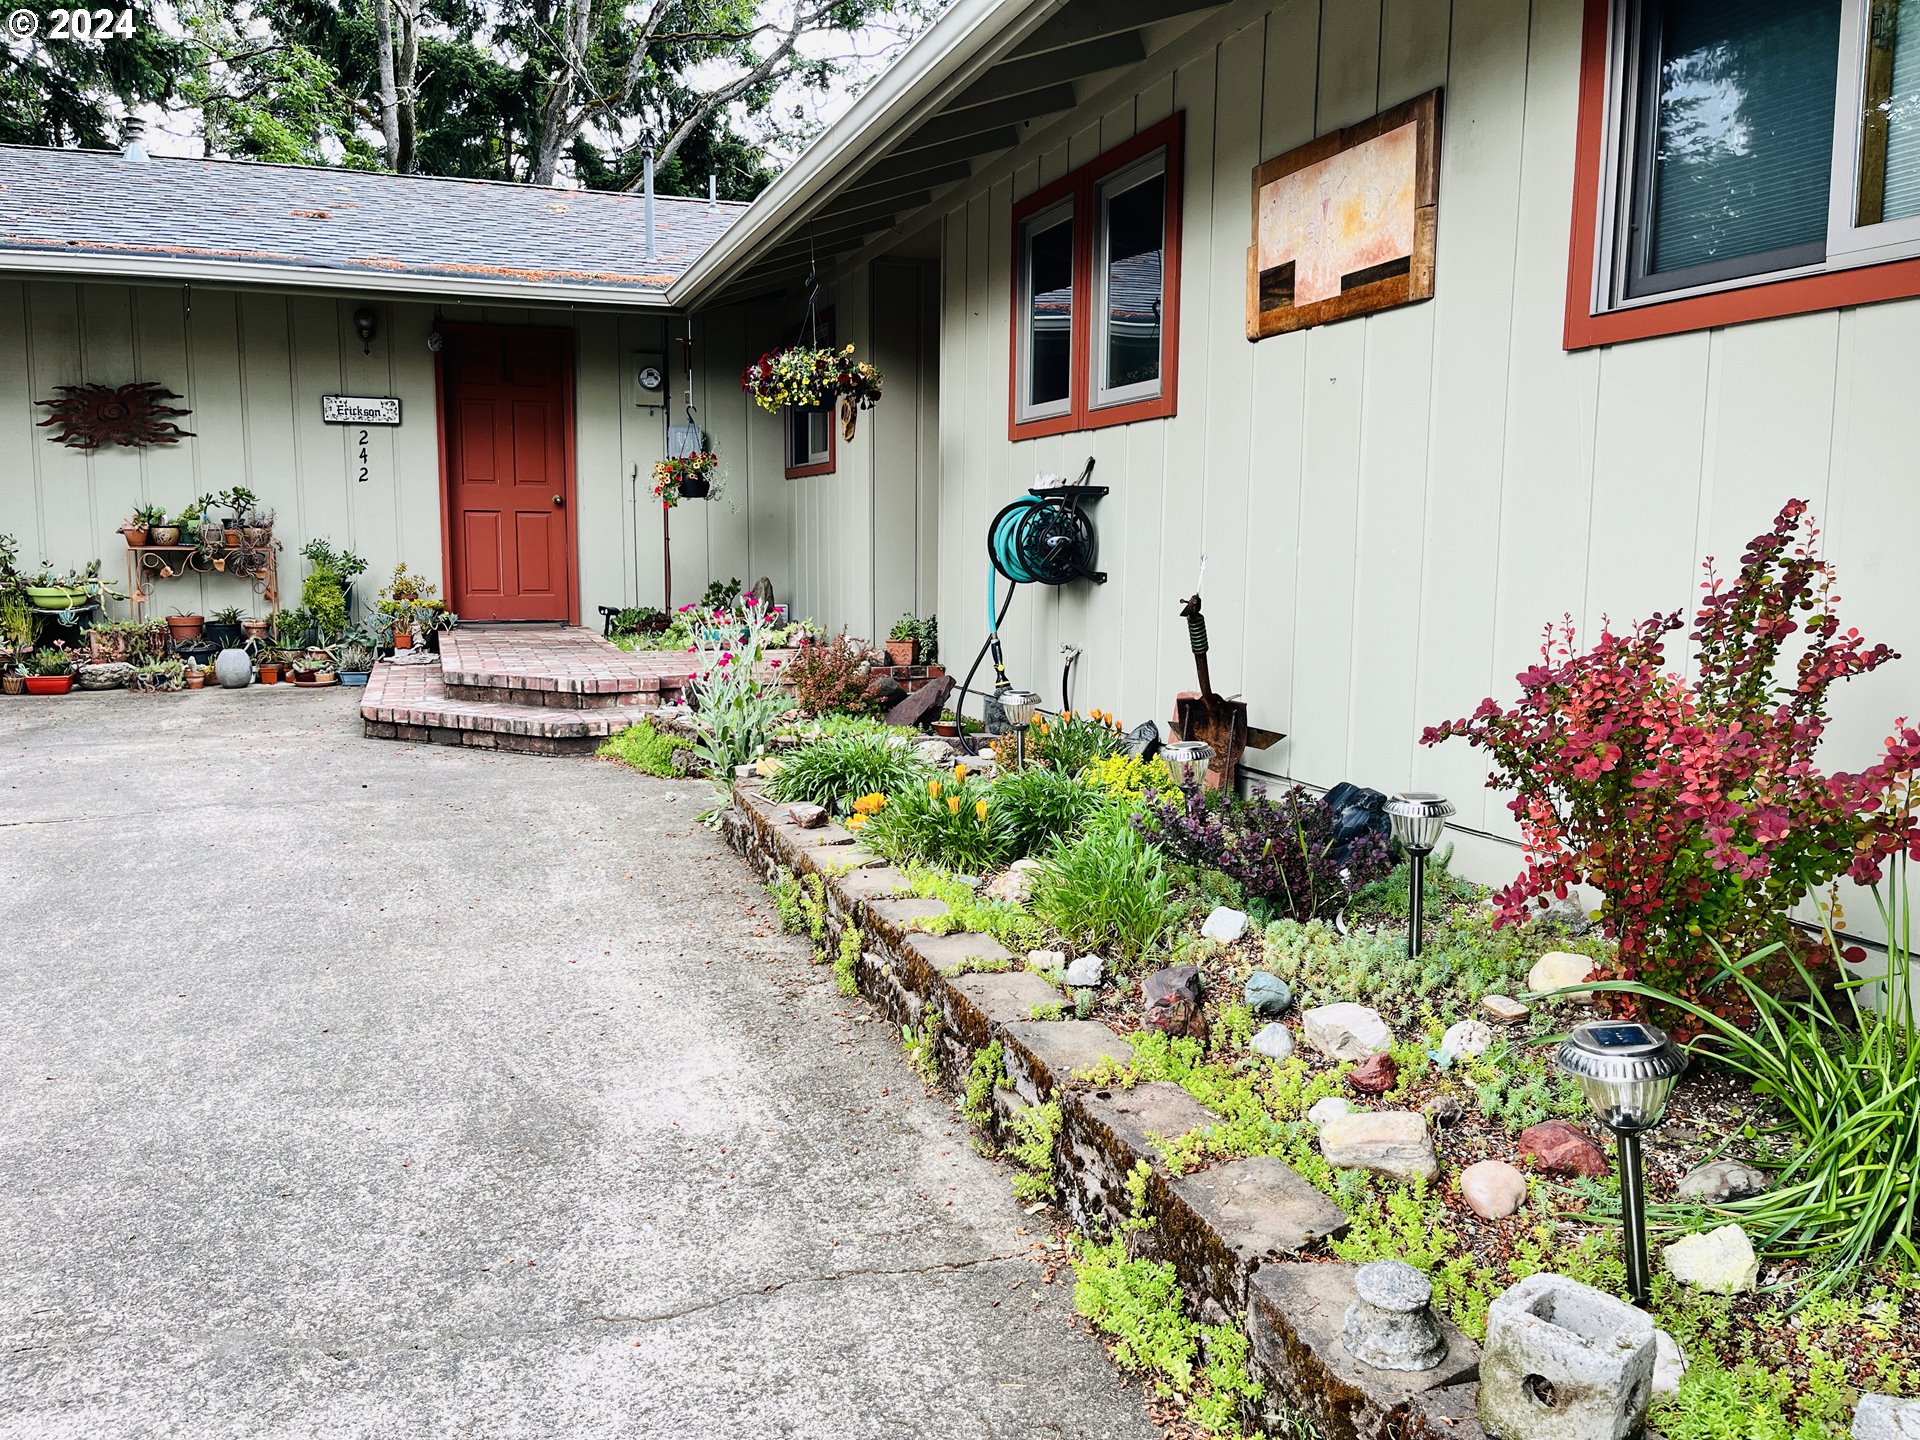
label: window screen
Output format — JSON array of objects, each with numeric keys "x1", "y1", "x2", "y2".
[{"x1": 1635, "y1": 0, "x2": 1843, "y2": 287}]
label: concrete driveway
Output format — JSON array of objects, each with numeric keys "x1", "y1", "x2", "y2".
[{"x1": 0, "y1": 688, "x2": 1156, "y2": 1440}]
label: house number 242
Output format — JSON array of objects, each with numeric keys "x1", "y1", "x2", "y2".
[{"x1": 356, "y1": 430, "x2": 370, "y2": 483}]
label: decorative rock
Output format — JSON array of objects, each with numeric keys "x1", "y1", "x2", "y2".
[
  {"x1": 1251, "y1": 1023, "x2": 1294, "y2": 1061},
  {"x1": 1141, "y1": 963, "x2": 1206, "y2": 1040},
  {"x1": 1245, "y1": 971, "x2": 1293, "y2": 1017},
  {"x1": 1063, "y1": 954, "x2": 1105, "y2": 988},
  {"x1": 1302, "y1": 1002, "x2": 1394, "y2": 1061},
  {"x1": 1307, "y1": 1097, "x2": 1352, "y2": 1128},
  {"x1": 1026, "y1": 948, "x2": 1067, "y2": 974},
  {"x1": 1342, "y1": 1260, "x2": 1449, "y2": 1372},
  {"x1": 1347, "y1": 1052, "x2": 1399, "y2": 1094},
  {"x1": 1527, "y1": 951, "x2": 1597, "y2": 995},
  {"x1": 76, "y1": 661, "x2": 135, "y2": 690},
  {"x1": 782, "y1": 802, "x2": 829, "y2": 829},
  {"x1": 1855, "y1": 1394, "x2": 1920, "y2": 1439},
  {"x1": 1440, "y1": 1019, "x2": 1494, "y2": 1060},
  {"x1": 1653, "y1": 1329, "x2": 1687, "y2": 1397},
  {"x1": 1320, "y1": 1110, "x2": 1438, "y2": 1184},
  {"x1": 1482, "y1": 993, "x2": 1532, "y2": 1024},
  {"x1": 865, "y1": 673, "x2": 908, "y2": 708},
  {"x1": 984, "y1": 857, "x2": 1045, "y2": 906},
  {"x1": 1663, "y1": 1224, "x2": 1758, "y2": 1295},
  {"x1": 1459, "y1": 1160, "x2": 1528, "y2": 1220},
  {"x1": 1676, "y1": 1159, "x2": 1771, "y2": 1205},
  {"x1": 1538, "y1": 893, "x2": 1595, "y2": 936},
  {"x1": 1479, "y1": 1272, "x2": 1655, "y2": 1440},
  {"x1": 885, "y1": 672, "x2": 954, "y2": 729},
  {"x1": 213, "y1": 648, "x2": 252, "y2": 688},
  {"x1": 1518, "y1": 1120, "x2": 1608, "y2": 1179},
  {"x1": 911, "y1": 738, "x2": 956, "y2": 764},
  {"x1": 1200, "y1": 905, "x2": 1250, "y2": 943}
]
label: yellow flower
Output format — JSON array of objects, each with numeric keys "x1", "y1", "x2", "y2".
[
  {"x1": 953, "y1": 762, "x2": 967, "y2": 784},
  {"x1": 974, "y1": 799, "x2": 988, "y2": 822},
  {"x1": 928, "y1": 779, "x2": 941, "y2": 800},
  {"x1": 853, "y1": 792, "x2": 888, "y2": 815},
  {"x1": 947, "y1": 796, "x2": 961, "y2": 814},
  {"x1": 846, "y1": 814, "x2": 867, "y2": 831},
  {"x1": 1061, "y1": 710, "x2": 1073, "y2": 722}
]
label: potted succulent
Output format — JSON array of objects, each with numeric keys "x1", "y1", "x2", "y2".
[
  {"x1": 240, "y1": 506, "x2": 275, "y2": 548},
  {"x1": 166, "y1": 609, "x2": 205, "y2": 643},
  {"x1": 86, "y1": 619, "x2": 135, "y2": 663},
  {"x1": 886, "y1": 613, "x2": 922, "y2": 667},
  {"x1": 24, "y1": 562, "x2": 111, "y2": 612},
  {"x1": 334, "y1": 627, "x2": 379, "y2": 686},
  {"x1": 24, "y1": 643, "x2": 76, "y2": 695},
  {"x1": 217, "y1": 487, "x2": 258, "y2": 547},
  {"x1": 122, "y1": 505, "x2": 165, "y2": 547},
  {"x1": 377, "y1": 564, "x2": 445, "y2": 651},
  {"x1": 2, "y1": 660, "x2": 24, "y2": 696},
  {"x1": 240, "y1": 615, "x2": 270, "y2": 642},
  {"x1": 256, "y1": 649, "x2": 284, "y2": 685},
  {"x1": 184, "y1": 661, "x2": 208, "y2": 690},
  {"x1": 131, "y1": 658, "x2": 186, "y2": 693},
  {"x1": 207, "y1": 606, "x2": 246, "y2": 649},
  {"x1": 148, "y1": 511, "x2": 183, "y2": 546}
]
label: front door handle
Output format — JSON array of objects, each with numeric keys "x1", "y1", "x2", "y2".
[{"x1": 553, "y1": 494, "x2": 566, "y2": 507}]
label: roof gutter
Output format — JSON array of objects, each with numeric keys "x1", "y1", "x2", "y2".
[
  {"x1": 666, "y1": 0, "x2": 1058, "y2": 310},
  {"x1": 0, "y1": 249, "x2": 678, "y2": 310}
]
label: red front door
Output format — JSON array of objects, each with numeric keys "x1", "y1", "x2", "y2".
[{"x1": 442, "y1": 327, "x2": 575, "y2": 622}]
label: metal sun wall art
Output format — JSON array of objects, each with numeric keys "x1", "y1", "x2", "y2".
[
  {"x1": 36, "y1": 382, "x2": 196, "y2": 451},
  {"x1": 1246, "y1": 88, "x2": 1442, "y2": 339}
]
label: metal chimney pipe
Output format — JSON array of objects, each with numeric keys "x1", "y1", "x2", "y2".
[
  {"x1": 643, "y1": 141, "x2": 656, "y2": 261},
  {"x1": 708, "y1": 173, "x2": 718, "y2": 211}
]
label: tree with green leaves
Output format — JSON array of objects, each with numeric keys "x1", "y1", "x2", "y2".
[{"x1": 0, "y1": 0, "x2": 185, "y2": 148}]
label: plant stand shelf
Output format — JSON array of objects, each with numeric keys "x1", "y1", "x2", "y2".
[{"x1": 124, "y1": 542, "x2": 279, "y2": 621}]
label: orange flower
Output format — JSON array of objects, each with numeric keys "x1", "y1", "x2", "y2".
[
  {"x1": 974, "y1": 799, "x2": 989, "y2": 822},
  {"x1": 928, "y1": 779, "x2": 942, "y2": 800},
  {"x1": 846, "y1": 814, "x2": 867, "y2": 831},
  {"x1": 953, "y1": 762, "x2": 967, "y2": 784},
  {"x1": 947, "y1": 795, "x2": 961, "y2": 814}
]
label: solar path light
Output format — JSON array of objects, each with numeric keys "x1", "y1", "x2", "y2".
[
  {"x1": 998, "y1": 689, "x2": 1040, "y2": 769},
  {"x1": 1384, "y1": 792, "x2": 1455, "y2": 959},
  {"x1": 1554, "y1": 1019, "x2": 1688, "y2": 1309}
]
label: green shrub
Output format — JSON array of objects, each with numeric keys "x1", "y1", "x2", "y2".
[
  {"x1": 1030, "y1": 811, "x2": 1172, "y2": 967},
  {"x1": 862, "y1": 772, "x2": 1012, "y2": 873},
  {"x1": 901, "y1": 864, "x2": 1045, "y2": 954},
  {"x1": 991, "y1": 765, "x2": 1115, "y2": 859},
  {"x1": 597, "y1": 721, "x2": 684, "y2": 777},
  {"x1": 764, "y1": 733, "x2": 930, "y2": 816}
]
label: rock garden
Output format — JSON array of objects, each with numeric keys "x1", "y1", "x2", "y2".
[{"x1": 604, "y1": 502, "x2": 1920, "y2": 1440}]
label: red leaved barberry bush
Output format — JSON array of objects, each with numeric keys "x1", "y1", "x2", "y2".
[{"x1": 1423, "y1": 499, "x2": 1920, "y2": 1024}]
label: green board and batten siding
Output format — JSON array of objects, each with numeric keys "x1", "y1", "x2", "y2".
[{"x1": 769, "y1": 0, "x2": 1920, "y2": 876}]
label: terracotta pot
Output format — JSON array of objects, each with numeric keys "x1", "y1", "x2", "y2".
[
  {"x1": 931, "y1": 719, "x2": 960, "y2": 738},
  {"x1": 884, "y1": 638, "x2": 918, "y2": 667},
  {"x1": 240, "y1": 618, "x2": 269, "y2": 640},
  {"x1": 224, "y1": 527, "x2": 242, "y2": 547},
  {"x1": 393, "y1": 630, "x2": 414, "y2": 651},
  {"x1": 257, "y1": 664, "x2": 282, "y2": 685},
  {"x1": 24, "y1": 675, "x2": 74, "y2": 696},
  {"x1": 166, "y1": 615, "x2": 205, "y2": 642},
  {"x1": 185, "y1": 671, "x2": 206, "y2": 690},
  {"x1": 121, "y1": 526, "x2": 149, "y2": 547},
  {"x1": 242, "y1": 525, "x2": 272, "y2": 546}
]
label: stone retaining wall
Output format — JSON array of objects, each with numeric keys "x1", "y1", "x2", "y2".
[{"x1": 724, "y1": 777, "x2": 1494, "y2": 1440}]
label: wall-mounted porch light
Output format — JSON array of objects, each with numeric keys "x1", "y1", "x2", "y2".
[{"x1": 353, "y1": 306, "x2": 378, "y2": 354}]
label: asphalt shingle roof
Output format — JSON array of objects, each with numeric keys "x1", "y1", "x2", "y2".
[{"x1": 0, "y1": 145, "x2": 746, "y2": 296}]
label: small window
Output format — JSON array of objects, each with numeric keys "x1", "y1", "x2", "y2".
[
  {"x1": 787, "y1": 406, "x2": 832, "y2": 473},
  {"x1": 1017, "y1": 200, "x2": 1076, "y2": 421},
  {"x1": 1009, "y1": 113, "x2": 1182, "y2": 439},
  {"x1": 1586, "y1": 0, "x2": 1920, "y2": 324},
  {"x1": 1094, "y1": 153, "x2": 1168, "y2": 407}
]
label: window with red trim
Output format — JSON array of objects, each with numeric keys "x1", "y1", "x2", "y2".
[
  {"x1": 1010, "y1": 113, "x2": 1183, "y2": 439},
  {"x1": 1568, "y1": 0, "x2": 1920, "y2": 348}
]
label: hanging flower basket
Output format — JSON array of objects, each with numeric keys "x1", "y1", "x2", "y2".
[
  {"x1": 651, "y1": 450, "x2": 720, "y2": 508},
  {"x1": 742, "y1": 344, "x2": 885, "y2": 428}
]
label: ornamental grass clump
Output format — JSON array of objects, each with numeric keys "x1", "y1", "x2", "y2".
[
  {"x1": 1137, "y1": 784, "x2": 1391, "y2": 924},
  {"x1": 763, "y1": 733, "x2": 929, "y2": 817},
  {"x1": 1423, "y1": 500, "x2": 1920, "y2": 1023},
  {"x1": 1031, "y1": 810, "x2": 1173, "y2": 967},
  {"x1": 991, "y1": 765, "x2": 1116, "y2": 859}
]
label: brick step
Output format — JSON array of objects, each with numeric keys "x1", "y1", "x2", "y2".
[
  {"x1": 361, "y1": 661, "x2": 649, "y2": 756},
  {"x1": 438, "y1": 626, "x2": 693, "y2": 711}
]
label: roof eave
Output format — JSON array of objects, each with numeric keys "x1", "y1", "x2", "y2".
[
  {"x1": 666, "y1": 0, "x2": 1058, "y2": 310},
  {"x1": 0, "y1": 248, "x2": 679, "y2": 309}
]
